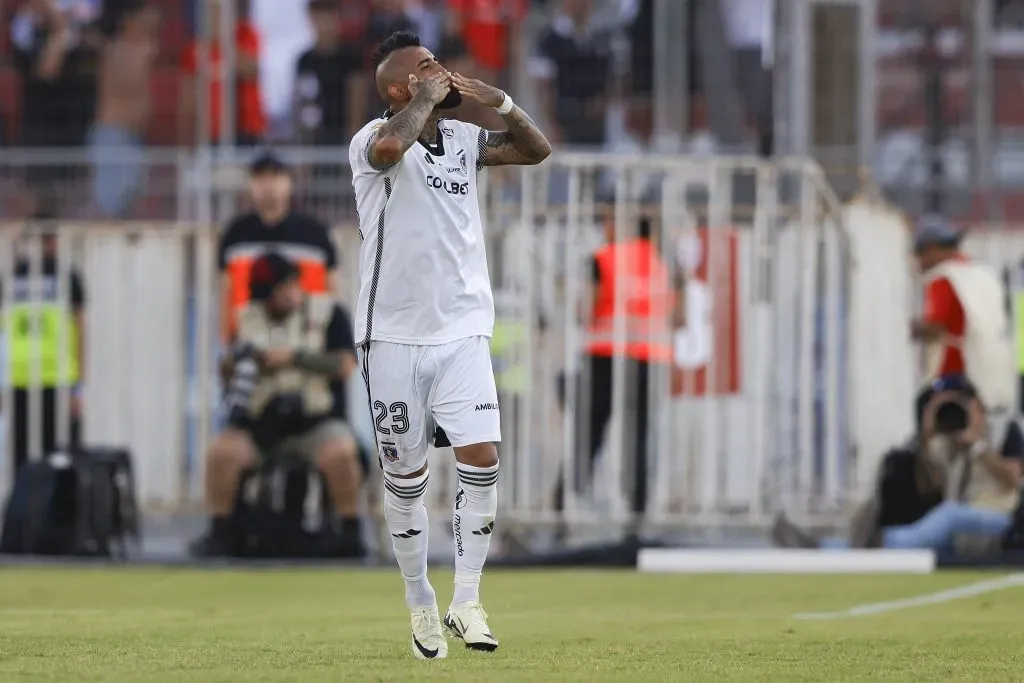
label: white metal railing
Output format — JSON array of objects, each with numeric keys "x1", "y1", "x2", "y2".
[
  {"x1": 475, "y1": 154, "x2": 856, "y2": 539},
  {"x1": 0, "y1": 153, "x2": 866, "y2": 544}
]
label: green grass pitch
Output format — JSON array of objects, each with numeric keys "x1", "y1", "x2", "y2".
[{"x1": 2, "y1": 567, "x2": 1024, "y2": 682}]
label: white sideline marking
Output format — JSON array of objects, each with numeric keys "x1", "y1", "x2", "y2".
[
  {"x1": 637, "y1": 548, "x2": 936, "y2": 574},
  {"x1": 793, "y1": 573, "x2": 1024, "y2": 620}
]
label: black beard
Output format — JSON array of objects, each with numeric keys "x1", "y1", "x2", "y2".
[{"x1": 437, "y1": 87, "x2": 463, "y2": 110}]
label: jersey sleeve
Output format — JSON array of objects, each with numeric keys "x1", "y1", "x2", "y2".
[
  {"x1": 455, "y1": 121, "x2": 488, "y2": 172},
  {"x1": 348, "y1": 121, "x2": 388, "y2": 177}
]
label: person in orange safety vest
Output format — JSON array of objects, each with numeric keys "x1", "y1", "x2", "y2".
[{"x1": 554, "y1": 214, "x2": 686, "y2": 532}]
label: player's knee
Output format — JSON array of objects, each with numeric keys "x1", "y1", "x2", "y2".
[
  {"x1": 388, "y1": 463, "x2": 429, "y2": 479},
  {"x1": 314, "y1": 437, "x2": 358, "y2": 473},
  {"x1": 454, "y1": 442, "x2": 498, "y2": 469},
  {"x1": 208, "y1": 429, "x2": 256, "y2": 473}
]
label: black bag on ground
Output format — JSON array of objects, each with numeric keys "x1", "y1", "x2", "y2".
[
  {"x1": 0, "y1": 450, "x2": 116, "y2": 556},
  {"x1": 86, "y1": 447, "x2": 142, "y2": 557},
  {"x1": 230, "y1": 454, "x2": 342, "y2": 558},
  {"x1": 877, "y1": 444, "x2": 943, "y2": 528}
]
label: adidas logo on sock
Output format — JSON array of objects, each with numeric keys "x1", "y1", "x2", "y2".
[
  {"x1": 392, "y1": 528, "x2": 423, "y2": 539},
  {"x1": 471, "y1": 521, "x2": 494, "y2": 536}
]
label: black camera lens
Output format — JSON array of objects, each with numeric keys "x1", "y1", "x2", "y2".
[{"x1": 934, "y1": 401, "x2": 969, "y2": 434}]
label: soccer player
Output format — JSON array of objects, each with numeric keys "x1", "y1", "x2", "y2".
[{"x1": 348, "y1": 31, "x2": 551, "y2": 659}]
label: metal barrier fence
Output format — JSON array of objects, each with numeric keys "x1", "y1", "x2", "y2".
[{"x1": 0, "y1": 152, "x2": 854, "y2": 546}]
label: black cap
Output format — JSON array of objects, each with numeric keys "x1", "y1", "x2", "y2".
[
  {"x1": 249, "y1": 253, "x2": 300, "y2": 301},
  {"x1": 913, "y1": 215, "x2": 963, "y2": 253},
  {"x1": 249, "y1": 151, "x2": 288, "y2": 175}
]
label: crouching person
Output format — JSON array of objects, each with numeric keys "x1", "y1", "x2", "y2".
[
  {"x1": 774, "y1": 375, "x2": 1023, "y2": 556},
  {"x1": 191, "y1": 253, "x2": 364, "y2": 558}
]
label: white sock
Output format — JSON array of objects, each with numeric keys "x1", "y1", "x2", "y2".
[
  {"x1": 452, "y1": 462, "x2": 499, "y2": 605},
  {"x1": 383, "y1": 470, "x2": 436, "y2": 609}
]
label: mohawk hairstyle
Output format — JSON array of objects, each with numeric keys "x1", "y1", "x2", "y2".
[{"x1": 371, "y1": 31, "x2": 421, "y2": 69}]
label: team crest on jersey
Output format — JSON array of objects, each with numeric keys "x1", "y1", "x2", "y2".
[
  {"x1": 441, "y1": 126, "x2": 455, "y2": 140},
  {"x1": 381, "y1": 443, "x2": 400, "y2": 463},
  {"x1": 444, "y1": 149, "x2": 468, "y2": 177}
]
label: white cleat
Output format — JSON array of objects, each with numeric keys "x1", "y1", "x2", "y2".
[
  {"x1": 444, "y1": 601, "x2": 499, "y2": 652},
  {"x1": 410, "y1": 605, "x2": 448, "y2": 660}
]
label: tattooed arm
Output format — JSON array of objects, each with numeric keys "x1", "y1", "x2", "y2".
[
  {"x1": 367, "y1": 71, "x2": 453, "y2": 170},
  {"x1": 451, "y1": 73, "x2": 552, "y2": 167},
  {"x1": 481, "y1": 106, "x2": 552, "y2": 167}
]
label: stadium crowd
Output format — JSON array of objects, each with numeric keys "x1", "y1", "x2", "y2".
[{"x1": 0, "y1": 0, "x2": 774, "y2": 219}]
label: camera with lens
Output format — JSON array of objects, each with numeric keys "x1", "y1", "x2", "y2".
[
  {"x1": 931, "y1": 396, "x2": 970, "y2": 435},
  {"x1": 917, "y1": 375, "x2": 977, "y2": 437},
  {"x1": 231, "y1": 342, "x2": 259, "y2": 363}
]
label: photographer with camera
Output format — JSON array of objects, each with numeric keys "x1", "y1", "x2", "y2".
[
  {"x1": 774, "y1": 375, "x2": 1023, "y2": 554},
  {"x1": 910, "y1": 215, "x2": 1017, "y2": 454},
  {"x1": 190, "y1": 253, "x2": 364, "y2": 558}
]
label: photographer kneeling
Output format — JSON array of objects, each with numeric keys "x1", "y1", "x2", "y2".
[
  {"x1": 775, "y1": 375, "x2": 1023, "y2": 555},
  {"x1": 191, "y1": 253, "x2": 364, "y2": 557}
]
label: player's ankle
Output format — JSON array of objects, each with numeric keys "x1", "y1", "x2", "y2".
[
  {"x1": 406, "y1": 577, "x2": 437, "y2": 609},
  {"x1": 452, "y1": 581, "x2": 480, "y2": 606}
]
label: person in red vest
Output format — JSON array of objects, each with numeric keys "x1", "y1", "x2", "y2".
[{"x1": 554, "y1": 215, "x2": 686, "y2": 535}]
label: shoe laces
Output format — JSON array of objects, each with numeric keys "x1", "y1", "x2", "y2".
[
  {"x1": 459, "y1": 602, "x2": 490, "y2": 629},
  {"x1": 412, "y1": 608, "x2": 441, "y2": 637}
]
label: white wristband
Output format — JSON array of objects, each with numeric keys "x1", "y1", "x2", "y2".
[{"x1": 494, "y1": 92, "x2": 514, "y2": 116}]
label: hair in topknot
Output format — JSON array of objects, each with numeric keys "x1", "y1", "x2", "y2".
[{"x1": 371, "y1": 31, "x2": 421, "y2": 69}]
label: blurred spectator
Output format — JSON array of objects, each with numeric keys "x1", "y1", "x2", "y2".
[
  {"x1": 404, "y1": 0, "x2": 444, "y2": 53},
  {"x1": 89, "y1": 1, "x2": 158, "y2": 218},
  {"x1": 294, "y1": 0, "x2": 365, "y2": 145},
  {"x1": 624, "y1": 0, "x2": 653, "y2": 143},
  {"x1": 1, "y1": 205, "x2": 86, "y2": 476},
  {"x1": 218, "y1": 151, "x2": 337, "y2": 343},
  {"x1": 448, "y1": 0, "x2": 526, "y2": 86},
  {"x1": 530, "y1": 0, "x2": 615, "y2": 147},
  {"x1": 365, "y1": 0, "x2": 417, "y2": 51},
  {"x1": 11, "y1": 0, "x2": 99, "y2": 147},
  {"x1": 180, "y1": 0, "x2": 266, "y2": 145},
  {"x1": 11, "y1": 0, "x2": 100, "y2": 198},
  {"x1": 252, "y1": 0, "x2": 313, "y2": 140},
  {"x1": 721, "y1": 0, "x2": 773, "y2": 155},
  {"x1": 406, "y1": 0, "x2": 470, "y2": 69}
]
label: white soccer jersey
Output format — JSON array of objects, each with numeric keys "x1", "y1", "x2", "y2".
[{"x1": 349, "y1": 115, "x2": 494, "y2": 345}]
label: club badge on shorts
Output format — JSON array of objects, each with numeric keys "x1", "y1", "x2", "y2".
[{"x1": 381, "y1": 442, "x2": 400, "y2": 463}]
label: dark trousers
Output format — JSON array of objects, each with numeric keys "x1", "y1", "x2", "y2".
[
  {"x1": 11, "y1": 387, "x2": 81, "y2": 474},
  {"x1": 555, "y1": 355, "x2": 652, "y2": 517}
]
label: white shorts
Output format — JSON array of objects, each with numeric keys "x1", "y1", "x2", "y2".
[{"x1": 358, "y1": 336, "x2": 501, "y2": 475}]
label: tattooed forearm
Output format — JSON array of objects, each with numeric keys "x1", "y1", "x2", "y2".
[
  {"x1": 482, "y1": 106, "x2": 552, "y2": 167},
  {"x1": 367, "y1": 91, "x2": 436, "y2": 169}
]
